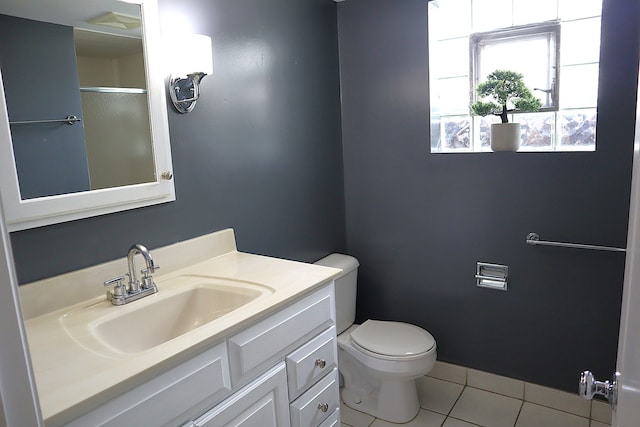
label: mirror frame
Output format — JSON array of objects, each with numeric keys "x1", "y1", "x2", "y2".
[{"x1": 0, "y1": 0, "x2": 174, "y2": 232}]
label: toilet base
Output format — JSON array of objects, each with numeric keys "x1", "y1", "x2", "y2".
[{"x1": 341, "y1": 378, "x2": 420, "y2": 423}]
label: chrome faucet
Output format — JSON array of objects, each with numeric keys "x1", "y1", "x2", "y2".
[
  {"x1": 104, "y1": 244, "x2": 160, "y2": 305},
  {"x1": 127, "y1": 243, "x2": 157, "y2": 293}
]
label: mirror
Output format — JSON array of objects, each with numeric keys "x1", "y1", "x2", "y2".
[{"x1": 0, "y1": 0, "x2": 174, "y2": 231}]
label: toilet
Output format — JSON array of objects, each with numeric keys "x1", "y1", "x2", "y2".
[{"x1": 315, "y1": 254, "x2": 437, "y2": 423}]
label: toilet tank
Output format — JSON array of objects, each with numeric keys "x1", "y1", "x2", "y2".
[{"x1": 315, "y1": 253, "x2": 359, "y2": 334}]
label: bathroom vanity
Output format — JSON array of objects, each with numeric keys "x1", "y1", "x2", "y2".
[{"x1": 20, "y1": 229, "x2": 341, "y2": 426}]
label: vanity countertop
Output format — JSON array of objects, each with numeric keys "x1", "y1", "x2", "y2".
[{"x1": 21, "y1": 229, "x2": 341, "y2": 426}]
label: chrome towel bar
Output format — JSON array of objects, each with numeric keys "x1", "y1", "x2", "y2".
[
  {"x1": 526, "y1": 232, "x2": 626, "y2": 253},
  {"x1": 9, "y1": 115, "x2": 81, "y2": 126}
]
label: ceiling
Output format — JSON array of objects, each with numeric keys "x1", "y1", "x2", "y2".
[{"x1": 0, "y1": 0, "x2": 143, "y2": 58}]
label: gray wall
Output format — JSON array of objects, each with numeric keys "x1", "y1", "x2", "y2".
[
  {"x1": 7, "y1": 0, "x2": 640, "y2": 395},
  {"x1": 0, "y1": 15, "x2": 90, "y2": 199},
  {"x1": 9, "y1": 0, "x2": 346, "y2": 284},
  {"x1": 338, "y1": 0, "x2": 639, "y2": 392}
]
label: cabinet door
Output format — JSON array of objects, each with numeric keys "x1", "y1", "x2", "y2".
[
  {"x1": 67, "y1": 342, "x2": 231, "y2": 427},
  {"x1": 228, "y1": 284, "x2": 335, "y2": 388},
  {"x1": 318, "y1": 409, "x2": 340, "y2": 427},
  {"x1": 194, "y1": 362, "x2": 290, "y2": 427},
  {"x1": 286, "y1": 326, "x2": 337, "y2": 401},
  {"x1": 290, "y1": 368, "x2": 339, "y2": 427}
]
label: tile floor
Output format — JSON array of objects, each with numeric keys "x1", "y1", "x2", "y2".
[{"x1": 339, "y1": 362, "x2": 612, "y2": 427}]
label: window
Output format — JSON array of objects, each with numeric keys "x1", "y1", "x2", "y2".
[
  {"x1": 471, "y1": 22, "x2": 560, "y2": 111},
  {"x1": 428, "y1": 0, "x2": 602, "y2": 153}
]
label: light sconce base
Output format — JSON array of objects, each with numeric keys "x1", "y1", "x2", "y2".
[{"x1": 169, "y1": 72, "x2": 206, "y2": 114}]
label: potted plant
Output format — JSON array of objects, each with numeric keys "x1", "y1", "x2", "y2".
[{"x1": 470, "y1": 69, "x2": 542, "y2": 151}]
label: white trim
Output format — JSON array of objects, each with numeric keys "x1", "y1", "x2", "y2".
[
  {"x1": 613, "y1": 64, "x2": 640, "y2": 426},
  {"x1": 0, "y1": 0, "x2": 175, "y2": 232},
  {"x1": 0, "y1": 182, "x2": 42, "y2": 425}
]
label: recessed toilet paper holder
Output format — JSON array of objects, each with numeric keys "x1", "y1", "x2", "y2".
[{"x1": 476, "y1": 262, "x2": 508, "y2": 291}]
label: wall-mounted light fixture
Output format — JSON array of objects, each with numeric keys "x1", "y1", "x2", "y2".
[{"x1": 168, "y1": 34, "x2": 213, "y2": 114}]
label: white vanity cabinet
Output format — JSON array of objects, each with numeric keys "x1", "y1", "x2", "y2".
[
  {"x1": 65, "y1": 282, "x2": 339, "y2": 427},
  {"x1": 189, "y1": 282, "x2": 340, "y2": 427}
]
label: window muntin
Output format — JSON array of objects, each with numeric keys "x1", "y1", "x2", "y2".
[{"x1": 428, "y1": 0, "x2": 603, "y2": 153}]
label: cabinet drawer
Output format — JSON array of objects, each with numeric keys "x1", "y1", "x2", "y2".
[
  {"x1": 318, "y1": 409, "x2": 340, "y2": 427},
  {"x1": 290, "y1": 368, "x2": 339, "y2": 427},
  {"x1": 286, "y1": 326, "x2": 337, "y2": 401},
  {"x1": 228, "y1": 283, "x2": 335, "y2": 387},
  {"x1": 193, "y1": 362, "x2": 290, "y2": 427},
  {"x1": 67, "y1": 342, "x2": 231, "y2": 427}
]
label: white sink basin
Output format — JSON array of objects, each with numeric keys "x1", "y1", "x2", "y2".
[{"x1": 61, "y1": 275, "x2": 273, "y2": 355}]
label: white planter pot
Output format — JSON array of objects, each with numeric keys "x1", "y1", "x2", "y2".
[{"x1": 490, "y1": 123, "x2": 521, "y2": 152}]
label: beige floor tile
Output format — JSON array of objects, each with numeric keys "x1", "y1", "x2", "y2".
[
  {"x1": 590, "y1": 421, "x2": 610, "y2": 427},
  {"x1": 591, "y1": 400, "x2": 612, "y2": 424},
  {"x1": 341, "y1": 401, "x2": 375, "y2": 427},
  {"x1": 429, "y1": 362, "x2": 467, "y2": 385},
  {"x1": 417, "y1": 376, "x2": 464, "y2": 415},
  {"x1": 515, "y1": 402, "x2": 589, "y2": 427},
  {"x1": 524, "y1": 382, "x2": 590, "y2": 417},
  {"x1": 370, "y1": 409, "x2": 445, "y2": 427},
  {"x1": 449, "y1": 387, "x2": 522, "y2": 427},
  {"x1": 467, "y1": 369, "x2": 524, "y2": 399},
  {"x1": 442, "y1": 417, "x2": 482, "y2": 427}
]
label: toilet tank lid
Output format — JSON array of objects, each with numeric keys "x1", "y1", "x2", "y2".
[{"x1": 314, "y1": 253, "x2": 359, "y2": 275}]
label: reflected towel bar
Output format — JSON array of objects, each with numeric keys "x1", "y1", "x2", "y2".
[
  {"x1": 80, "y1": 87, "x2": 147, "y2": 94},
  {"x1": 526, "y1": 232, "x2": 626, "y2": 253},
  {"x1": 9, "y1": 115, "x2": 81, "y2": 126}
]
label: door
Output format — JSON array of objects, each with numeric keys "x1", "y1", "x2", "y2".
[{"x1": 613, "y1": 66, "x2": 640, "y2": 426}]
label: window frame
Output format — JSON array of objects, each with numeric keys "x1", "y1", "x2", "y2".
[
  {"x1": 427, "y1": 0, "x2": 602, "y2": 153},
  {"x1": 469, "y1": 20, "x2": 561, "y2": 114}
]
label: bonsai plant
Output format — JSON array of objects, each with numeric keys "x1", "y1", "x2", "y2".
[{"x1": 470, "y1": 69, "x2": 542, "y2": 151}]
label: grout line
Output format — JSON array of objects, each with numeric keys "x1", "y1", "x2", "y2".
[
  {"x1": 513, "y1": 398, "x2": 526, "y2": 427},
  {"x1": 464, "y1": 385, "x2": 524, "y2": 401},
  {"x1": 445, "y1": 415, "x2": 484, "y2": 426},
  {"x1": 524, "y1": 402, "x2": 592, "y2": 423},
  {"x1": 446, "y1": 379, "x2": 602, "y2": 424},
  {"x1": 447, "y1": 384, "x2": 467, "y2": 416},
  {"x1": 341, "y1": 371, "x2": 609, "y2": 426},
  {"x1": 436, "y1": 365, "x2": 597, "y2": 419}
]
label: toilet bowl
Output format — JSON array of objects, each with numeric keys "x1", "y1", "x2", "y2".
[
  {"x1": 338, "y1": 321, "x2": 436, "y2": 422},
  {"x1": 315, "y1": 254, "x2": 437, "y2": 423}
]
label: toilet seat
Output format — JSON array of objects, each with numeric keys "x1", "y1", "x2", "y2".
[{"x1": 350, "y1": 320, "x2": 436, "y2": 361}]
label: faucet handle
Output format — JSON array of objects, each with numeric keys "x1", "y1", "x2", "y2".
[
  {"x1": 141, "y1": 265, "x2": 159, "y2": 277},
  {"x1": 104, "y1": 275, "x2": 127, "y2": 297},
  {"x1": 140, "y1": 267, "x2": 159, "y2": 290}
]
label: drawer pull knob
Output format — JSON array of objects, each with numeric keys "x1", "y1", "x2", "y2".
[
  {"x1": 315, "y1": 358, "x2": 326, "y2": 368},
  {"x1": 318, "y1": 402, "x2": 329, "y2": 413}
]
